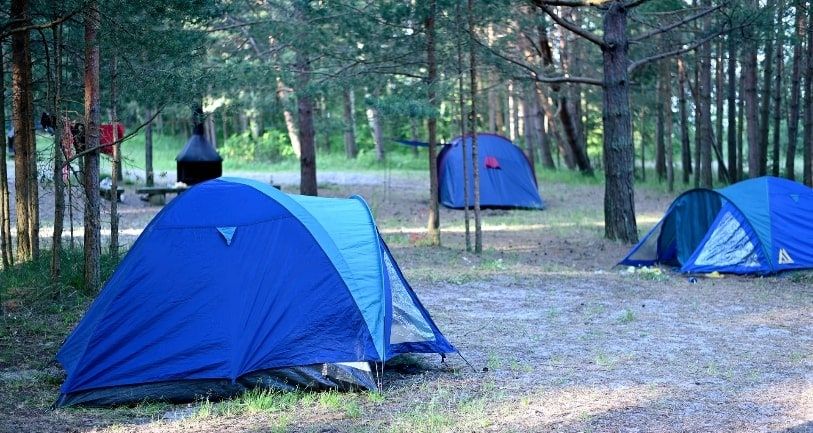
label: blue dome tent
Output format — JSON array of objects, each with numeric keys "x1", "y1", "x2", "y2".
[
  {"x1": 56, "y1": 178, "x2": 455, "y2": 406},
  {"x1": 620, "y1": 177, "x2": 813, "y2": 275},
  {"x1": 437, "y1": 133, "x2": 544, "y2": 209}
]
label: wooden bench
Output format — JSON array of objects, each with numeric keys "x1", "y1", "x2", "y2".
[
  {"x1": 100, "y1": 186, "x2": 125, "y2": 202},
  {"x1": 136, "y1": 186, "x2": 187, "y2": 205}
]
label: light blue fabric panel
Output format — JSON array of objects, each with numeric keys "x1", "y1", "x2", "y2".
[
  {"x1": 221, "y1": 177, "x2": 385, "y2": 360},
  {"x1": 290, "y1": 194, "x2": 386, "y2": 359},
  {"x1": 717, "y1": 177, "x2": 773, "y2": 260},
  {"x1": 217, "y1": 227, "x2": 237, "y2": 245}
]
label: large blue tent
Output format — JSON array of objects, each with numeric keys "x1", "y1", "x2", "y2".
[
  {"x1": 620, "y1": 176, "x2": 813, "y2": 274},
  {"x1": 438, "y1": 133, "x2": 544, "y2": 209},
  {"x1": 56, "y1": 177, "x2": 455, "y2": 406}
]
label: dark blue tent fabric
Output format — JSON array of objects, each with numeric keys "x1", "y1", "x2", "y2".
[
  {"x1": 437, "y1": 133, "x2": 544, "y2": 209},
  {"x1": 57, "y1": 178, "x2": 454, "y2": 404},
  {"x1": 620, "y1": 177, "x2": 813, "y2": 274}
]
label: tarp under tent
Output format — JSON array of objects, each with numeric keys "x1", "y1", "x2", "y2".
[
  {"x1": 620, "y1": 176, "x2": 813, "y2": 275},
  {"x1": 56, "y1": 177, "x2": 455, "y2": 407},
  {"x1": 437, "y1": 133, "x2": 544, "y2": 209}
]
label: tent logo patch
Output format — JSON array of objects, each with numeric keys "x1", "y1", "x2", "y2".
[{"x1": 778, "y1": 248, "x2": 794, "y2": 264}]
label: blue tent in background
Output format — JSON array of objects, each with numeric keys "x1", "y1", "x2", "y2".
[
  {"x1": 438, "y1": 133, "x2": 544, "y2": 209},
  {"x1": 620, "y1": 176, "x2": 813, "y2": 275},
  {"x1": 56, "y1": 178, "x2": 455, "y2": 406}
]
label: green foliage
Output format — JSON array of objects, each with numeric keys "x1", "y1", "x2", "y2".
[
  {"x1": 221, "y1": 130, "x2": 295, "y2": 163},
  {"x1": 0, "y1": 248, "x2": 121, "y2": 296}
]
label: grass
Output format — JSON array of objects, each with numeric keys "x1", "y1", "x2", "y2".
[{"x1": 0, "y1": 248, "x2": 121, "y2": 296}]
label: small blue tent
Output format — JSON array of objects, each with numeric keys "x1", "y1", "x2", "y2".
[
  {"x1": 438, "y1": 133, "x2": 544, "y2": 209},
  {"x1": 56, "y1": 178, "x2": 455, "y2": 406},
  {"x1": 620, "y1": 177, "x2": 813, "y2": 274}
]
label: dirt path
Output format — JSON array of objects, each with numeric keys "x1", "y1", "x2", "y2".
[{"x1": 1, "y1": 169, "x2": 811, "y2": 433}]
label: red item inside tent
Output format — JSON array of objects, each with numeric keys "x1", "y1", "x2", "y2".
[
  {"x1": 100, "y1": 123, "x2": 125, "y2": 156},
  {"x1": 484, "y1": 156, "x2": 501, "y2": 169}
]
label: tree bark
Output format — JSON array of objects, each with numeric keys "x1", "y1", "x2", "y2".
[
  {"x1": 697, "y1": 2, "x2": 713, "y2": 188},
  {"x1": 51, "y1": 22, "x2": 64, "y2": 282},
  {"x1": 804, "y1": 0, "x2": 813, "y2": 186},
  {"x1": 508, "y1": 81, "x2": 518, "y2": 141},
  {"x1": 523, "y1": 90, "x2": 535, "y2": 172},
  {"x1": 276, "y1": 78, "x2": 301, "y2": 158},
  {"x1": 743, "y1": 21, "x2": 761, "y2": 179},
  {"x1": 665, "y1": 60, "x2": 675, "y2": 192},
  {"x1": 468, "y1": 0, "x2": 482, "y2": 253},
  {"x1": 342, "y1": 88, "x2": 357, "y2": 159},
  {"x1": 727, "y1": 34, "x2": 738, "y2": 182},
  {"x1": 772, "y1": 3, "x2": 784, "y2": 177},
  {"x1": 145, "y1": 108, "x2": 154, "y2": 186},
  {"x1": 533, "y1": 86, "x2": 555, "y2": 168},
  {"x1": 759, "y1": 9, "x2": 775, "y2": 177},
  {"x1": 109, "y1": 57, "x2": 119, "y2": 260},
  {"x1": 787, "y1": 1, "x2": 804, "y2": 180},
  {"x1": 0, "y1": 41, "x2": 11, "y2": 268},
  {"x1": 295, "y1": 55, "x2": 317, "y2": 195},
  {"x1": 715, "y1": 39, "x2": 725, "y2": 182},
  {"x1": 11, "y1": 0, "x2": 36, "y2": 261},
  {"x1": 427, "y1": 0, "x2": 440, "y2": 246},
  {"x1": 83, "y1": 0, "x2": 102, "y2": 291},
  {"x1": 601, "y1": 1, "x2": 637, "y2": 243},
  {"x1": 365, "y1": 92, "x2": 385, "y2": 162},
  {"x1": 656, "y1": 60, "x2": 667, "y2": 181},
  {"x1": 738, "y1": 73, "x2": 745, "y2": 178},
  {"x1": 678, "y1": 57, "x2": 692, "y2": 184},
  {"x1": 456, "y1": 1, "x2": 470, "y2": 251}
]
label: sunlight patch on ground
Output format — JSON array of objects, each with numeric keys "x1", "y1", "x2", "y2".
[{"x1": 487, "y1": 384, "x2": 664, "y2": 431}]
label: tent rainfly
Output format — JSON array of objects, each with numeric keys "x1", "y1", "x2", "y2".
[
  {"x1": 620, "y1": 176, "x2": 813, "y2": 275},
  {"x1": 438, "y1": 133, "x2": 544, "y2": 209},
  {"x1": 56, "y1": 177, "x2": 455, "y2": 406}
]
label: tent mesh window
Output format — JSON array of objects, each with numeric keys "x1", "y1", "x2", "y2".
[
  {"x1": 693, "y1": 210, "x2": 761, "y2": 268},
  {"x1": 383, "y1": 252, "x2": 435, "y2": 344}
]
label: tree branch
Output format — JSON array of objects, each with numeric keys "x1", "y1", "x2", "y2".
[
  {"x1": 624, "y1": 0, "x2": 654, "y2": 8},
  {"x1": 531, "y1": 0, "x2": 606, "y2": 47},
  {"x1": 64, "y1": 106, "x2": 166, "y2": 166},
  {"x1": 628, "y1": 28, "x2": 729, "y2": 75},
  {"x1": 630, "y1": 3, "x2": 725, "y2": 43},
  {"x1": 535, "y1": 0, "x2": 592, "y2": 5},
  {"x1": 0, "y1": 10, "x2": 79, "y2": 38}
]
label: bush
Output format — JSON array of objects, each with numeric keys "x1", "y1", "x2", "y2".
[{"x1": 221, "y1": 130, "x2": 294, "y2": 163}]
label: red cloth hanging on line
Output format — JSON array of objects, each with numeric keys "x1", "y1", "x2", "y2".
[{"x1": 100, "y1": 123, "x2": 125, "y2": 156}]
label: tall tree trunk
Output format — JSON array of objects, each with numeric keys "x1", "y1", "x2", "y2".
[
  {"x1": 805, "y1": 0, "x2": 813, "y2": 186},
  {"x1": 523, "y1": 91, "x2": 535, "y2": 172},
  {"x1": 0, "y1": 41, "x2": 11, "y2": 268},
  {"x1": 295, "y1": 57, "x2": 316, "y2": 195},
  {"x1": 538, "y1": 22, "x2": 593, "y2": 175},
  {"x1": 468, "y1": 0, "x2": 482, "y2": 253},
  {"x1": 365, "y1": 93, "x2": 385, "y2": 162},
  {"x1": 759, "y1": 10, "x2": 775, "y2": 177},
  {"x1": 533, "y1": 86, "x2": 555, "y2": 168},
  {"x1": 145, "y1": 108, "x2": 154, "y2": 186},
  {"x1": 656, "y1": 61, "x2": 667, "y2": 181},
  {"x1": 276, "y1": 78, "x2": 301, "y2": 158},
  {"x1": 83, "y1": 0, "x2": 102, "y2": 291},
  {"x1": 697, "y1": 3, "x2": 713, "y2": 188},
  {"x1": 715, "y1": 40, "x2": 725, "y2": 182},
  {"x1": 11, "y1": 0, "x2": 35, "y2": 261},
  {"x1": 665, "y1": 60, "x2": 675, "y2": 192},
  {"x1": 728, "y1": 35, "x2": 738, "y2": 183},
  {"x1": 743, "y1": 20, "x2": 761, "y2": 179},
  {"x1": 342, "y1": 88, "x2": 357, "y2": 158},
  {"x1": 109, "y1": 56, "x2": 119, "y2": 260},
  {"x1": 51, "y1": 22, "x2": 64, "y2": 282},
  {"x1": 508, "y1": 81, "x2": 517, "y2": 141},
  {"x1": 455, "y1": 2, "x2": 470, "y2": 251},
  {"x1": 426, "y1": 0, "x2": 441, "y2": 246},
  {"x1": 787, "y1": 1, "x2": 804, "y2": 180},
  {"x1": 678, "y1": 57, "x2": 692, "y2": 184},
  {"x1": 738, "y1": 73, "x2": 745, "y2": 178},
  {"x1": 772, "y1": 3, "x2": 784, "y2": 177},
  {"x1": 601, "y1": 1, "x2": 637, "y2": 243},
  {"x1": 487, "y1": 76, "x2": 497, "y2": 132}
]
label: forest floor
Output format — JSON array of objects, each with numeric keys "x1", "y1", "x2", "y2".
[{"x1": 1, "y1": 167, "x2": 812, "y2": 433}]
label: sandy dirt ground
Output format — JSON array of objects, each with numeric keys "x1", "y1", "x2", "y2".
[{"x1": 1, "y1": 165, "x2": 811, "y2": 433}]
